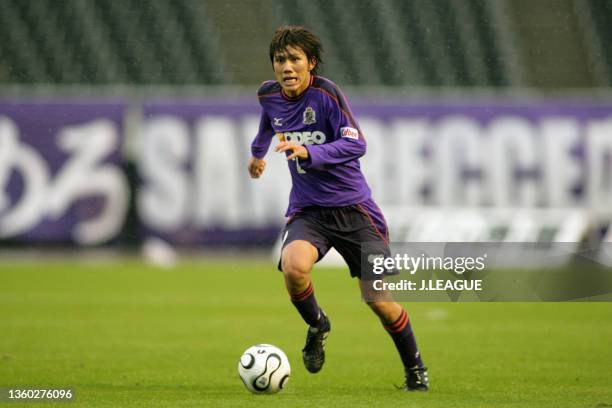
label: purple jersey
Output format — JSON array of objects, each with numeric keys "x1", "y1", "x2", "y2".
[{"x1": 251, "y1": 75, "x2": 373, "y2": 216}]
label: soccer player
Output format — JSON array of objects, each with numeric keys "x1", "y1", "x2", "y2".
[{"x1": 248, "y1": 25, "x2": 429, "y2": 391}]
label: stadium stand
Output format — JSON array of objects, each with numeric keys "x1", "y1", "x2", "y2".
[
  {"x1": 0, "y1": 0, "x2": 609, "y2": 87},
  {"x1": 580, "y1": 0, "x2": 612, "y2": 86},
  {"x1": 510, "y1": 0, "x2": 593, "y2": 88},
  {"x1": 0, "y1": 0, "x2": 226, "y2": 84}
]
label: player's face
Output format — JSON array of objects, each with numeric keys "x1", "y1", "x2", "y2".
[{"x1": 273, "y1": 46, "x2": 316, "y2": 98}]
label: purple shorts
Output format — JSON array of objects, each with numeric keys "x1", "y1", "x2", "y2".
[{"x1": 278, "y1": 198, "x2": 391, "y2": 280}]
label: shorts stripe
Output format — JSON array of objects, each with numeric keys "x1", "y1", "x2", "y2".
[
  {"x1": 371, "y1": 201, "x2": 390, "y2": 242},
  {"x1": 357, "y1": 204, "x2": 389, "y2": 244}
]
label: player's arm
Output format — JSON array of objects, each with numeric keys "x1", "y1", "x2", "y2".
[
  {"x1": 274, "y1": 134, "x2": 363, "y2": 168},
  {"x1": 299, "y1": 89, "x2": 366, "y2": 171},
  {"x1": 301, "y1": 133, "x2": 365, "y2": 170},
  {"x1": 249, "y1": 112, "x2": 274, "y2": 179}
]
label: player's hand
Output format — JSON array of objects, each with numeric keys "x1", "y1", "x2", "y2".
[
  {"x1": 275, "y1": 141, "x2": 309, "y2": 161},
  {"x1": 248, "y1": 156, "x2": 266, "y2": 178}
]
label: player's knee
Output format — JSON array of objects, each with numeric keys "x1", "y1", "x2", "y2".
[{"x1": 281, "y1": 254, "x2": 312, "y2": 282}]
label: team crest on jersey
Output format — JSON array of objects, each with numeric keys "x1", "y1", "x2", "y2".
[{"x1": 303, "y1": 107, "x2": 316, "y2": 125}]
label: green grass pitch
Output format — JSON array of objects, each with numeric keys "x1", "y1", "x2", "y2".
[{"x1": 1, "y1": 258, "x2": 611, "y2": 407}]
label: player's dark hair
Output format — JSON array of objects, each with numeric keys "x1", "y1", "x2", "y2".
[{"x1": 269, "y1": 25, "x2": 323, "y2": 75}]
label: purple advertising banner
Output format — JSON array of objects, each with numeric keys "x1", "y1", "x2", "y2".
[
  {"x1": 2, "y1": 97, "x2": 611, "y2": 247},
  {"x1": 0, "y1": 101, "x2": 127, "y2": 244},
  {"x1": 139, "y1": 99, "x2": 612, "y2": 246},
  {"x1": 138, "y1": 100, "x2": 277, "y2": 246}
]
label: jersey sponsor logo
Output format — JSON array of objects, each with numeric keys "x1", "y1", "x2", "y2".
[
  {"x1": 273, "y1": 117, "x2": 283, "y2": 126},
  {"x1": 280, "y1": 131, "x2": 327, "y2": 145},
  {"x1": 340, "y1": 127, "x2": 359, "y2": 140},
  {"x1": 303, "y1": 106, "x2": 316, "y2": 125}
]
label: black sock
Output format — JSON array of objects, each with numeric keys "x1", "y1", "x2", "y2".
[
  {"x1": 290, "y1": 282, "x2": 325, "y2": 328},
  {"x1": 384, "y1": 309, "x2": 424, "y2": 369}
]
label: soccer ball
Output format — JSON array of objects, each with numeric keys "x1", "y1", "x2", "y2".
[{"x1": 238, "y1": 344, "x2": 291, "y2": 394}]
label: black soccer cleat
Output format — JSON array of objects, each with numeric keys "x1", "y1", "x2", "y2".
[
  {"x1": 302, "y1": 315, "x2": 331, "y2": 373},
  {"x1": 402, "y1": 365, "x2": 429, "y2": 391}
]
